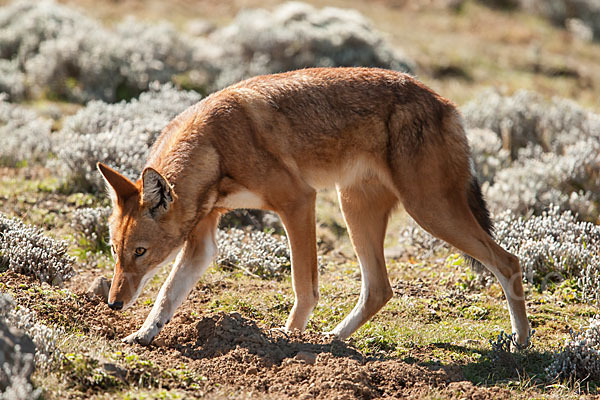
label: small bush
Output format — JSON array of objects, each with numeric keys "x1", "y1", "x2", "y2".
[
  {"x1": 397, "y1": 205, "x2": 600, "y2": 302},
  {"x1": 53, "y1": 82, "x2": 201, "y2": 192},
  {"x1": 2, "y1": 298, "x2": 63, "y2": 371},
  {"x1": 70, "y1": 207, "x2": 111, "y2": 253},
  {"x1": 0, "y1": 213, "x2": 75, "y2": 285},
  {"x1": 398, "y1": 219, "x2": 448, "y2": 258},
  {"x1": 0, "y1": 95, "x2": 52, "y2": 167},
  {"x1": 0, "y1": 323, "x2": 38, "y2": 400},
  {"x1": 217, "y1": 228, "x2": 291, "y2": 279},
  {"x1": 0, "y1": 292, "x2": 63, "y2": 399},
  {"x1": 477, "y1": 1, "x2": 600, "y2": 40},
  {"x1": 464, "y1": 90, "x2": 600, "y2": 220},
  {"x1": 466, "y1": 129, "x2": 511, "y2": 184},
  {"x1": 219, "y1": 209, "x2": 283, "y2": 233},
  {"x1": 0, "y1": 1, "x2": 413, "y2": 101},
  {"x1": 0, "y1": 294, "x2": 37, "y2": 400},
  {"x1": 204, "y1": 1, "x2": 414, "y2": 90},
  {"x1": 463, "y1": 89, "x2": 600, "y2": 157},
  {"x1": 0, "y1": 0, "x2": 196, "y2": 102},
  {"x1": 547, "y1": 319, "x2": 600, "y2": 382},
  {"x1": 0, "y1": 59, "x2": 26, "y2": 101},
  {"x1": 494, "y1": 206, "x2": 600, "y2": 301},
  {"x1": 484, "y1": 139, "x2": 600, "y2": 219},
  {"x1": 521, "y1": 0, "x2": 600, "y2": 41}
]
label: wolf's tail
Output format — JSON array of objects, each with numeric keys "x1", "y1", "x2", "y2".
[{"x1": 464, "y1": 172, "x2": 494, "y2": 272}]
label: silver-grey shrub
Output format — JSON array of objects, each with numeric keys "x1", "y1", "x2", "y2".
[
  {"x1": 0, "y1": 95, "x2": 52, "y2": 167},
  {"x1": 398, "y1": 219, "x2": 448, "y2": 258},
  {"x1": 463, "y1": 89, "x2": 600, "y2": 156},
  {"x1": 520, "y1": 0, "x2": 600, "y2": 41},
  {"x1": 0, "y1": 322, "x2": 38, "y2": 400},
  {"x1": 70, "y1": 207, "x2": 111, "y2": 253},
  {"x1": 463, "y1": 90, "x2": 600, "y2": 220},
  {"x1": 466, "y1": 128, "x2": 511, "y2": 184},
  {"x1": 0, "y1": 213, "x2": 75, "y2": 285},
  {"x1": 547, "y1": 318, "x2": 600, "y2": 382},
  {"x1": 0, "y1": 292, "x2": 63, "y2": 399},
  {"x1": 494, "y1": 206, "x2": 600, "y2": 301},
  {"x1": 53, "y1": 82, "x2": 201, "y2": 191},
  {"x1": 217, "y1": 228, "x2": 291, "y2": 279},
  {"x1": 0, "y1": 0, "x2": 196, "y2": 102},
  {"x1": 397, "y1": 205, "x2": 600, "y2": 302},
  {"x1": 0, "y1": 293, "x2": 37, "y2": 400},
  {"x1": 464, "y1": 90, "x2": 544, "y2": 156},
  {"x1": 204, "y1": 1, "x2": 414, "y2": 90},
  {"x1": 484, "y1": 138, "x2": 600, "y2": 218},
  {"x1": 0, "y1": 1, "x2": 414, "y2": 100},
  {"x1": 0, "y1": 59, "x2": 25, "y2": 101},
  {"x1": 2, "y1": 294, "x2": 63, "y2": 371},
  {"x1": 476, "y1": 1, "x2": 600, "y2": 40}
]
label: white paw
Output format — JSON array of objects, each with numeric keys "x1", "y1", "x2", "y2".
[
  {"x1": 268, "y1": 326, "x2": 290, "y2": 338},
  {"x1": 122, "y1": 328, "x2": 156, "y2": 346}
]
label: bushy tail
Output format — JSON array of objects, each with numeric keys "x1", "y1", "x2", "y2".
[{"x1": 464, "y1": 175, "x2": 494, "y2": 272}]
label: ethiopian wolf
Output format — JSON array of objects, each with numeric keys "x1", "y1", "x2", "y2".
[{"x1": 97, "y1": 67, "x2": 530, "y2": 346}]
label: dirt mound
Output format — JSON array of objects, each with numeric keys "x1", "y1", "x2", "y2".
[
  {"x1": 159, "y1": 311, "x2": 362, "y2": 363},
  {"x1": 134, "y1": 311, "x2": 452, "y2": 399},
  {"x1": 0, "y1": 271, "x2": 513, "y2": 399}
]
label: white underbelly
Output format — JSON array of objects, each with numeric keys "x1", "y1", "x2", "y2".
[
  {"x1": 215, "y1": 189, "x2": 265, "y2": 210},
  {"x1": 303, "y1": 156, "x2": 393, "y2": 191}
]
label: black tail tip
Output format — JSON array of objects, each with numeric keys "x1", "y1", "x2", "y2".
[{"x1": 467, "y1": 177, "x2": 494, "y2": 238}]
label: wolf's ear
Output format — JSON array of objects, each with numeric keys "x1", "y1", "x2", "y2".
[
  {"x1": 97, "y1": 162, "x2": 138, "y2": 204},
  {"x1": 142, "y1": 167, "x2": 174, "y2": 218}
]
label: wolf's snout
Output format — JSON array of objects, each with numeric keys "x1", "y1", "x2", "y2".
[{"x1": 108, "y1": 301, "x2": 124, "y2": 310}]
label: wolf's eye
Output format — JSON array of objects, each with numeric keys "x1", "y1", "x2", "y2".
[{"x1": 134, "y1": 247, "x2": 147, "y2": 257}]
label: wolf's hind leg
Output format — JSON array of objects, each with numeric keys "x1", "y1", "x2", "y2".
[
  {"x1": 402, "y1": 188, "x2": 530, "y2": 346},
  {"x1": 328, "y1": 182, "x2": 397, "y2": 340}
]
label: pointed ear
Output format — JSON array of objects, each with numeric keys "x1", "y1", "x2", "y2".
[
  {"x1": 142, "y1": 167, "x2": 174, "y2": 218},
  {"x1": 97, "y1": 162, "x2": 138, "y2": 203}
]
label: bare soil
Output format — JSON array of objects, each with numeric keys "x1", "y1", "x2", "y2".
[{"x1": 0, "y1": 271, "x2": 513, "y2": 399}]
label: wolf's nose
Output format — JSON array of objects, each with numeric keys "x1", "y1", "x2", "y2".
[{"x1": 108, "y1": 301, "x2": 123, "y2": 310}]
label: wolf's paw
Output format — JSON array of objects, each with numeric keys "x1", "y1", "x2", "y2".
[
  {"x1": 322, "y1": 331, "x2": 340, "y2": 340},
  {"x1": 122, "y1": 329, "x2": 155, "y2": 346},
  {"x1": 268, "y1": 326, "x2": 290, "y2": 338},
  {"x1": 512, "y1": 329, "x2": 535, "y2": 352}
]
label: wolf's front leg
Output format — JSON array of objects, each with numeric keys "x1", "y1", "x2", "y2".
[
  {"x1": 123, "y1": 213, "x2": 220, "y2": 345},
  {"x1": 277, "y1": 191, "x2": 319, "y2": 332}
]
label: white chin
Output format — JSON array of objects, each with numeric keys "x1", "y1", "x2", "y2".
[
  {"x1": 121, "y1": 300, "x2": 134, "y2": 310},
  {"x1": 121, "y1": 247, "x2": 182, "y2": 310}
]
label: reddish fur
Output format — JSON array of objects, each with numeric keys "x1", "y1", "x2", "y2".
[{"x1": 98, "y1": 67, "x2": 530, "y2": 346}]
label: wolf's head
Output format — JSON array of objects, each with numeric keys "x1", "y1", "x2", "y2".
[{"x1": 97, "y1": 163, "x2": 183, "y2": 310}]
